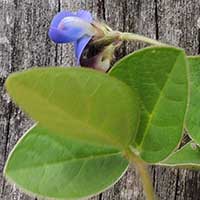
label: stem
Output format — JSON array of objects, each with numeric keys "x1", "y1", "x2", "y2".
[
  {"x1": 126, "y1": 147, "x2": 156, "y2": 200},
  {"x1": 120, "y1": 32, "x2": 166, "y2": 46},
  {"x1": 92, "y1": 31, "x2": 167, "y2": 47}
]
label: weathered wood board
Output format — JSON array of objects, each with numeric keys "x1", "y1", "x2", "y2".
[{"x1": 0, "y1": 0, "x2": 200, "y2": 199}]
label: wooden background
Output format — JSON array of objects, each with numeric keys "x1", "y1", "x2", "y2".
[{"x1": 1, "y1": 0, "x2": 200, "y2": 199}]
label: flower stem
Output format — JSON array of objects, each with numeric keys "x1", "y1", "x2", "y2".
[
  {"x1": 120, "y1": 32, "x2": 166, "y2": 46},
  {"x1": 125, "y1": 147, "x2": 156, "y2": 200},
  {"x1": 92, "y1": 31, "x2": 167, "y2": 47}
]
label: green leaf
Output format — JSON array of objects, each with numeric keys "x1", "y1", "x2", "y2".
[
  {"x1": 6, "y1": 67, "x2": 140, "y2": 150},
  {"x1": 186, "y1": 56, "x2": 200, "y2": 144},
  {"x1": 109, "y1": 46, "x2": 188, "y2": 163},
  {"x1": 160, "y1": 142, "x2": 200, "y2": 169},
  {"x1": 4, "y1": 125, "x2": 128, "y2": 199}
]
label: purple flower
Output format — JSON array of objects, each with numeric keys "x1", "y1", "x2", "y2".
[
  {"x1": 48, "y1": 10, "x2": 95, "y2": 64},
  {"x1": 49, "y1": 10, "x2": 119, "y2": 72}
]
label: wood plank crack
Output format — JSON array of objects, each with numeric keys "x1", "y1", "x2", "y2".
[
  {"x1": 0, "y1": 102, "x2": 13, "y2": 198},
  {"x1": 154, "y1": 0, "x2": 159, "y2": 40}
]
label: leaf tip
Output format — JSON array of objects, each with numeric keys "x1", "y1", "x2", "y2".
[{"x1": 5, "y1": 72, "x2": 19, "y2": 95}]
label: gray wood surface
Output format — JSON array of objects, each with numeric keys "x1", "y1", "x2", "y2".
[{"x1": 0, "y1": 0, "x2": 200, "y2": 199}]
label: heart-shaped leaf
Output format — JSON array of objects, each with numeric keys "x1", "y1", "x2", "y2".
[
  {"x1": 186, "y1": 56, "x2": 200, "y2": 143},
  {"x1": 110, "y1": 46, "x2": 188, "y2": 163},
  {"x1": 160, "y1": 142, "x2": 200, "y2": 169},
  {"x1": 6, "y1": 67, "x2": 140, "y2": 150},
  {"x1": 4, "y1": 125, "x2": 128, "y2": 199}
]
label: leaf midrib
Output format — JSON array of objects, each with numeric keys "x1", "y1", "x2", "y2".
[
  {"x1": 139, "y1": 52, "x2": 184, "y2": 149},
  {"x1": 7, "y1": 151, "x2": 123, "y2": 171}
]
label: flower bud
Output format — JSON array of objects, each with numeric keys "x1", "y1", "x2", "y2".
[{"x1": 80, "y1": 42, "x2": 121, "y2": 72}]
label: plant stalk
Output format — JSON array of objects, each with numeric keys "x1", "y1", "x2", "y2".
[
  {"x1": 126, "y1": 147, "x2": 156, "y2": 200},
  {"x1": 120, "y1": 32, "x2": 165, "y2": 46},
  {"x1": 92, "y1": 31, "x2": 167, "y2": 47}
]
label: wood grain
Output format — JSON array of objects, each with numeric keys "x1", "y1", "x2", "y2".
[{"x1": 0, "y1": 0, "x2": 200, "y2": 199}]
